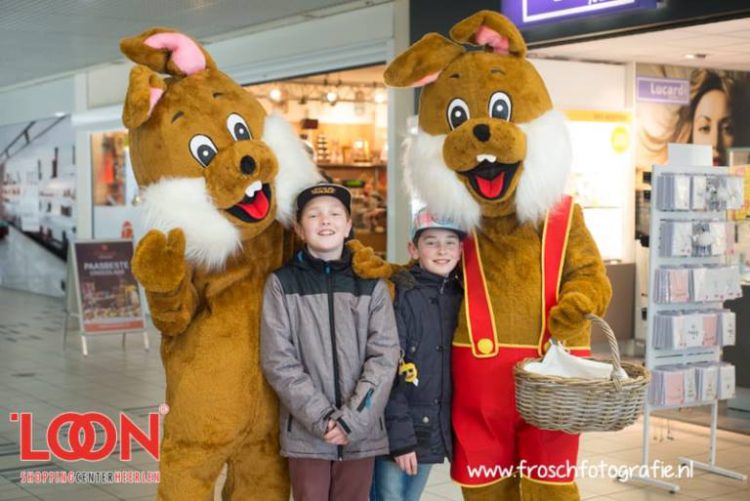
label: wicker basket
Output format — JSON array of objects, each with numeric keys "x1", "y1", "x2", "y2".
[{"x1": 514, "y1": 314, "x2": 650, "y2": 434}]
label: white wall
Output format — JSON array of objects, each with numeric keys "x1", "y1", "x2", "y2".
[
  {"x1": 0, "y1": 77, "x2": 79, "y2": 128},
  {"x1": 532, "y1": 58, "x2": 628, "y2": 110},
  {"x1": 532, "y1": 58, "x2": 636, "y2": 263}
]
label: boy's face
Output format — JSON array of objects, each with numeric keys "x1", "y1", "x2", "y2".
[
  {"x1": 295, "y1": 196, "x2": 352, "y2": 259},
  {"x1": 408, "y1": 228, "x2": 462, "y2": 277}
]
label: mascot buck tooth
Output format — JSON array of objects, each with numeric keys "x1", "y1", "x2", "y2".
[
  {"x1": 384, "y1": 11, "x2": 612, "y2": 501},
  {"x1": 120, "y1": 29, "x2": 321, "y2": 500}
]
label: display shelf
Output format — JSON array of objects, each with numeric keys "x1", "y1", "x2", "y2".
[
  {"x1": 319, "y1": 163, "x2": 386, "y2": 169},
  {"x1": 630, "y1": 145, "x2": 747, "y2": 492}
]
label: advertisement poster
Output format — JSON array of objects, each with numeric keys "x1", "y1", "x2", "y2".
[
  {"x1": 635, "y1": 64, "x2": 750, "y2": 240},
  {"x1": 72, "y1": 240, "x2": 145, "y2": 333},
  {"x1": 92, "y1": 131, "x2": 128, "y2": 207},
  {"x1": 564, "y1": 110, "x2": 633, "y2": 261},
  {"x1": 91, "y1": 130, "x2": 141, "y2": 239},
  {"x1": 636, "y1": 64, "x2": 750, "y2": 169}
]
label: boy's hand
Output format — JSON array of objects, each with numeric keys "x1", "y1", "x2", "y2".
[
  {"x1": 323, "y1": 420, "x2": 349, "y2": 445},
  {"x1": 395, "y1": 452, "x2": 418, "y2": 476}
]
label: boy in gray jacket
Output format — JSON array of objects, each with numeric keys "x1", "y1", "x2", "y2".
[{"x1": 261, "y1": 182, "x2": 399, "y2": 501}]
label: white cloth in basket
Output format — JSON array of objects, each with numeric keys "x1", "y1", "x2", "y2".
[{"x1": 524, "y1": 344, "x2": 629, "y2": 380}]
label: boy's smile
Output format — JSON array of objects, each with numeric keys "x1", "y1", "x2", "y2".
[
  {"x1": 409, "y1": 228, "x2": 463, "y2": 277},
  {"x1": 295, "y1": 195, "x2": 352, "y2": 261}
]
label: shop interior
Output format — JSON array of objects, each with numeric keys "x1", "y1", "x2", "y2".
[{"x1": 246, "y1": 65, "x2": 389, "y2": 256}]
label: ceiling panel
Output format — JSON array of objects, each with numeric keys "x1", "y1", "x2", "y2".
[
  {"x1": 0, "y1": 0, "x2": 384, "y2": 90},
  {"x1": 530, "y1": 16, "x2": 750, "y2": 73}
]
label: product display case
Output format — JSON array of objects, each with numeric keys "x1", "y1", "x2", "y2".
[{"x1": 247, "y1": 65, "x2": 389, "y2": 256}]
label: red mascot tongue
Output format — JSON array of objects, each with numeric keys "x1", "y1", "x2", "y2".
[
  {"x1": 238, "y1": 190, "x2": 270, "y2": 220},
  {"x1": 476, "y1": 171, "x2": 505, "y2": 199}
]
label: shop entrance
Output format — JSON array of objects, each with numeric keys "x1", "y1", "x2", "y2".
[{"x1": 246, "y1": 64, "x2": 389, "y2": 256}]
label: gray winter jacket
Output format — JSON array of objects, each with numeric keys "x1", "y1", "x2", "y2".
[{"x1": 260, "y1": 247, "x2": 399, "y2": 460}]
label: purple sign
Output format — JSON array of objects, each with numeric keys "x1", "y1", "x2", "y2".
[
  {"x1": 636, "y1": 76, "x2": 690, "y2": 105},
  {"x1": 504, "y1": 0, "x2": 658, "y2": 27}
]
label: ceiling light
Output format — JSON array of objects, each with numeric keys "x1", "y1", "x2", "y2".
[
  {"x1": 374, "y1": 89, "x2": 386, "y2": 104},
  {"x1": 325, "y1": 90, "x2": 339, "y2": 105},
  {"x1": 269, "y1": 88, "x2": 284, "y2": 102},
  {"x1": 684, "y1": 53, "x2": 708, "y2": 60}
]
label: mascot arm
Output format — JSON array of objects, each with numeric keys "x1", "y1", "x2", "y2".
[
  {"x1": 260, "y1": 274, "x2": 338, "y2": 439},
  {"x1": 347, "y1": 240, "x2": 415, "y2": 297},
  {"x1": 132, "y1": 228, "x2": 199, "y2": 336},
  {"x1": 549, "y1": 204, "x2": 612, "y2": 346},
  {"x1": 332, "y1": 280, "x2": 400, "y2": 442},
  {"x1": 144, "y1": 271, "x2": 199, "y2": 336}
]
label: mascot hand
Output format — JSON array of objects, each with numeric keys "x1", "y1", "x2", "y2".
[
  {"x1": 549, "y1": 292, "x2": 594, "y2": 341},
  {"x1": 132, "y1": 228, "x2": 186, "y2": 293},
  {"x1": 348, "y1": 239, "x2": 393, "y2": 279}
]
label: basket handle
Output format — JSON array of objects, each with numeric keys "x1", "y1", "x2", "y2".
[{"x1": 585, "y1": 313, "x2": 624, "y2": 391}]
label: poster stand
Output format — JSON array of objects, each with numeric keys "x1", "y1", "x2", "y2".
[
  {"x1": 63, "y1": 239, "x2": 149, "y2": 356},
  {"x1": 628, "y1": 144, "x2": 747, "y2": 492}
]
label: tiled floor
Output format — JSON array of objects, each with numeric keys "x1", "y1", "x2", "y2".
[{"x1": 0, "y1": 287, "x2": 749, "y2": 500}]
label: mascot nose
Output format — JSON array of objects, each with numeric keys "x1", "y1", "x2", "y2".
[
  {"x1": 240, "y1": 155, "x2": 256, "y2": 175},
  {"x1": 473, "y1": 124, "x2": 491, "y2": 142}
]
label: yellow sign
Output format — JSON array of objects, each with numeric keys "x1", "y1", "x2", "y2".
[
  {"x1": 611, "y1": 126, "x2": 630, "y2": 154},
  {"x1": 563, "y1": 110, "x2": 631, "y2": 123}
]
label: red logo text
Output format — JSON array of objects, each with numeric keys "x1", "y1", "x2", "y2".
[{"x1": 9, "y1": 412, "x2": 160, "y2": 462}]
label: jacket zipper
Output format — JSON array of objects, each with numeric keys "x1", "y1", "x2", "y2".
[{"x1": 325, "y1": 263, "x2": 344, "y2": 461}]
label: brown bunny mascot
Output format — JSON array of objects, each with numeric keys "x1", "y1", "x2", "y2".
[
  {"x1": 384, "y1": 11, "x2": 612, "y2": 501},
  {"x1": 120, "y1": 29, "x2": 323, "y2": 500}
]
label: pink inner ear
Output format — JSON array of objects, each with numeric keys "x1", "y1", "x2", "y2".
[
  {"x1": 475, "y1": 25, "x2": 510, "y2": 55},
  {"x1": 410, "y1": 72, "x2": 440, "y2": 88},
  {"x1": 148, "y1": 87, "x2": 164, "y2": 116},
  {"x1": 145, "y1": 32, "x2": 207, "y2": 75}
]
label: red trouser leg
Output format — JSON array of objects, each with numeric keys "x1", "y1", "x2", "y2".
[{"x1": 451, "y1": 345, "x2": 587, "y2": 487}]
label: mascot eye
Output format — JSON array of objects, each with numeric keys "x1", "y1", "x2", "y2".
[
  {"x1": 447, "y1": 98, "x2": 470, "y2": 130},
  {"x1": 488, "y1": 92, "x2": 512, "y2": 121},
  {"x1": 189, "y1": 135, "x2": 218, "y2": 167},
  {"x1": 227, "y1": 113, "x2": 252, "y2": 141}
]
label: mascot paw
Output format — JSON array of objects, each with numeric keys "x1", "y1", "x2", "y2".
[
  {"x1": 348, "y1": 239, "x2": 393, "y2": 279},
  {"x1": 391, "y1": 269, "x2": 417, "y2": 290},
  {"x1": 549, "y1": 292, "x2": 594, "y2": 341},
  {"x1": 132, "y1": 229, "x2": 186, "y2": 293}
]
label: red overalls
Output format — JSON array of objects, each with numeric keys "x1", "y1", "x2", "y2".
[{"x1": 450, "y1": 196, "x2": 589, "y2": 487}]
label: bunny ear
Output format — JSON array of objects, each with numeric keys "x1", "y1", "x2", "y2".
[
  {"x1": 122, "y1": 65, "x2": 167, "y2": 129},
  {"x1": 384, "y1": 33, "x2": 464, "y2": 88},
  {"x1": 120, "y1": 27, "x2": 216, "y2": 77},
  {"x1": 450, "y1": 10, "x2": 527, "y2": 58}
]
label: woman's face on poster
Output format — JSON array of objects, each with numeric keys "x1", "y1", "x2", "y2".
[{"x1": 692, "y1": 89, "x2": 735, "y2": 165}]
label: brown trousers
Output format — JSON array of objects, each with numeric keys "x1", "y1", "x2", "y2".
[{"x1": 288, "y1": 457, "x2": 375, "y2": 501}]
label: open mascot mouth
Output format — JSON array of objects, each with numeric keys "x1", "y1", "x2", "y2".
[
  {"x1": 461, "y1": 156, "x2": 520, "y2": 200},
  {"x1": 225, "y1": 181, "x2": 272, "y2": 222}
]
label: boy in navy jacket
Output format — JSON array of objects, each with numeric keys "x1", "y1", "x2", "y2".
[{"x1": 371, "y1": 209, "x2": 465, "y2": 501}]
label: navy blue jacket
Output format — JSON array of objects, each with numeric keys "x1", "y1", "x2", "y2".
[{"x1": 383, "y1": 265, "x2": 462, "y2": 463}]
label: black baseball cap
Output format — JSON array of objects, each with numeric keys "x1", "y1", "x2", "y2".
[{"x1": 295, "y1": 182, "x2": 352, "y2": 220}]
